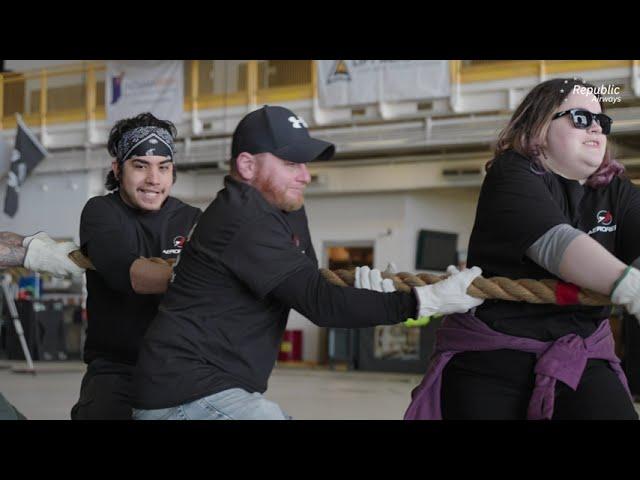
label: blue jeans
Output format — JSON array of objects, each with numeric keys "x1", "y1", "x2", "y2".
[{"x1": 132, "y1": 388, "x2": 291, "y2": 420}]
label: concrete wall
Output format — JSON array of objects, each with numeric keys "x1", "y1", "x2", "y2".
[
  {"x1": 405, "y1": 187, "x2": 481, "y2": 268},
  {"x1": 0, "y1": 169, "x2": 92, "y2": 242}
]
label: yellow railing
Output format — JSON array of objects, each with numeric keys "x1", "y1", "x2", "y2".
[
  {"x1": 183, "y1": 60, "x2": 314, "y2": 109},
  {"x1": 0, "y1": 62, "x2": 107, "y2": 130},
  {"x1": 458, "y1": 60, "x2": 633, "y2": 83},
  {"x1": 1, "y1": 60, "x2": 636, "y2": 131},
  {"x1": 1, "y1": 60, "x2": 315, "y2": 130}
]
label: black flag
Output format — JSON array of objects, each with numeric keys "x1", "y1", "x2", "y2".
[{"x1": 4, "y1": 115, "x2": 47, "y2": 217}]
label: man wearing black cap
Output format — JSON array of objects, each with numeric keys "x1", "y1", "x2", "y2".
[
  {"x1": 132, "y1": 105, "x2": 482, "y2": 420},
  {"x1": 70, "y1": 112, "x2": 202, "y2": 420}
]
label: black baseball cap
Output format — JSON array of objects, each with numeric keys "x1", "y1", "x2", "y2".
[{"x1": 231, "y1": 105, "x2": 335, "y2": 163}]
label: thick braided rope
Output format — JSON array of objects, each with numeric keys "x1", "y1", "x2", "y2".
[
  {"x1": 319, "y1": 269, "x2": 611, "y2": 307},
  {"x1": 66, "y1": 250, "x2": 611, "y2": 306}
]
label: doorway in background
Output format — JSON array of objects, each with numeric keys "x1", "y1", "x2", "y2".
[{"x1": 321, "y1": 241, "x2": 374, "y2": 368}]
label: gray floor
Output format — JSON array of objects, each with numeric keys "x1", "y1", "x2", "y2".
[
  {"x1": 0, "y1": 361, "x2": 423, "y2": 420},
  {"x1": 2, "y1": 361, "x2": 639, "y2": 420}
]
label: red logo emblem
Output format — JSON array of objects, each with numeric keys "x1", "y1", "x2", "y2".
[
  {"x1": 173, "y1": 236, "x2": 186, "y2": 248},
  {"x1": 596, "y1": 210, "x2": 613, "y2": 226}
]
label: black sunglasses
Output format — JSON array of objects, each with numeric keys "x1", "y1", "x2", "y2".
[{"x1": 552, "y1": 109, "x2": 612, "y2": 135}]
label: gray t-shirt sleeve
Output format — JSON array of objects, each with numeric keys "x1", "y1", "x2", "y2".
[
  {"x1": 632, "y1": 256, "x2": 640, "y2": 269},
  {"x1": 525, "y1": 223, "x2": 585, "y2": 277}
]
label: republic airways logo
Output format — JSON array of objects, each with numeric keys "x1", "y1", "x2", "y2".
[
  {"x1": 169, "y1": 224, "x2": 199, "y2": 284},
  {"x1": 163, "y1": 236, "x2": 186, "y2": 255},
  {"x1": 588, "y1": 210, "x2": 616, "y2": 235}
]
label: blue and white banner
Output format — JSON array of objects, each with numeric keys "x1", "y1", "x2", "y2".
[
  {"x1": 317, "y1": 60, "x2": 450, "y2": 108},
  {"x1": 106, "y1": 61, "x2": 184, "y2": 125}
]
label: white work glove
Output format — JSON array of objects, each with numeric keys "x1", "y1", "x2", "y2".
[
  {"x1": 354, "y1": 265, "x2": 396, "y2": 293},
  {"x1": 414, "y1": 265, "x2": 484, "y2": 317},
  {"x1": 611, "y1": 266, "x2": 640, "y2": 321},
  {"x1": 23, "y1": 237, "x2": 85, "y2": 277},
  {"x1": 22, "y1": 231, "x2": 56, "y2": 248},
  {"x1": 355, "y1": 264, "x2": 433, "y2": 328}
]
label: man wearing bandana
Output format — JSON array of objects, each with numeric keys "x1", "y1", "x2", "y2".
[{"x1": 70, "y1": 113, "x2": 202, "y2": 420}]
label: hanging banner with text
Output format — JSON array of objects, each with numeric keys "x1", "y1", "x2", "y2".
[
  {"x1": 317, "y1": 60, "x2": 450, "y2": 108},
  {"x1": 106, "y1": 60, "x2": 184, "y2": 125}
]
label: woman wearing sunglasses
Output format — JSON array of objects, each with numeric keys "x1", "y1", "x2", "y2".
[{"x1": 405, "y1": 78, "x2": 640, "y2": 420}]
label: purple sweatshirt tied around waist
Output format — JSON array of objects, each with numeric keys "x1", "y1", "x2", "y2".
[{"x1": 403, "y1": 313, "x2": 631, "y2": 420}]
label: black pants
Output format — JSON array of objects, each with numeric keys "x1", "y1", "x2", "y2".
[
  {"x1": 70, "y1": 359, "x2": 133, "y2": 420},
  {"x1": 622, "y1": 314, "x2": 640, "y2": 397},
  {"x1": 441, "y1": 349, "x2": 639, "y2": 420}
]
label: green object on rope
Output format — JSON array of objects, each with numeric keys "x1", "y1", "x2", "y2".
[{"x1": 403, "y1": 314, "x2": 441, "y2": 328}]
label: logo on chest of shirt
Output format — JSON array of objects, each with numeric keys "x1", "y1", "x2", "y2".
[
  {"x1": 588, "y1": 210, "x2": 616, "y2": 235},
  {"x1": 162, "y1": 235, "x2": 186, "y2": 255},
  {"x1": 291, "y1": 234, "x2": 306, "y2": 255}
]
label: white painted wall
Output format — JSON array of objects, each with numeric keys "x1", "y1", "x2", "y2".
[
  {"x1": 405, "y1": 187, "x2": 481, "y2": 269},
  {"x1": 0, "y1": 169, "x2": 91, "y2": 242}
]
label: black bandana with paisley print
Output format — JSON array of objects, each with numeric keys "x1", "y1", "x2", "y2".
[{"x1": 116, "y1": 126, "x2": 175, "y2": 164}]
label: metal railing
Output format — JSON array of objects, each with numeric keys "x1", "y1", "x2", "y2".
[
  {"x1": 2, "y1": 60, "x2": 638, "y2": 131},
  {"x1": 457, "y1": 60, "x2": 634, "y2": 83},
  {"x1": 0, "y1": 60, "x2": 315, "y2": 130},
  {"x1": 0, "y1": 63, "x2": 105, "y2": 130},
  {"x1": 449, "y1": 60, "x2": 640, "y2": 113}
]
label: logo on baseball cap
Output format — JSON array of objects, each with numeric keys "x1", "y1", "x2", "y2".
[{"x1": 231, "y1": 105, "x2": 335, "y2": 163}]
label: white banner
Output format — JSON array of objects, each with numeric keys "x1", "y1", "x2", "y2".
[
  {"x1": 317, "y1": 60, "x2": 450, "y2": 108},
  {"x1": 106, "y1": 60, "x2": 184, "y2": 125}
]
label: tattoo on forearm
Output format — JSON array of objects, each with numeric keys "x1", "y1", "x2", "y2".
[
  {"x1": 0, "y1": 244, "x2": 26, "y2": 267},
  {"x1": 0, "y1": 231, "x2": 25, "y2": 247}
]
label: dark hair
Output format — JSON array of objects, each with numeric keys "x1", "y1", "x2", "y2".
[
  {"x1": 105, "y1": 112, "x2": 178, "y2": 191},
  {"x1": 490, "y1": 78, "x2": 624, "y2": 188}
]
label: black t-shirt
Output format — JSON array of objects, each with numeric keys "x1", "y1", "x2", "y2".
[
  {"x1": 81, "y1": 192, "x2": 201, "y2": 366},
  {"x1": 467, "y1": 150, "x2": 640, "y2": 341},
  {"x1": 133, "y1": 176, "x2": 415, "y2": 409},
  {"x1": 284, "y1": 205, "x2": 318, "y2": 266}
]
